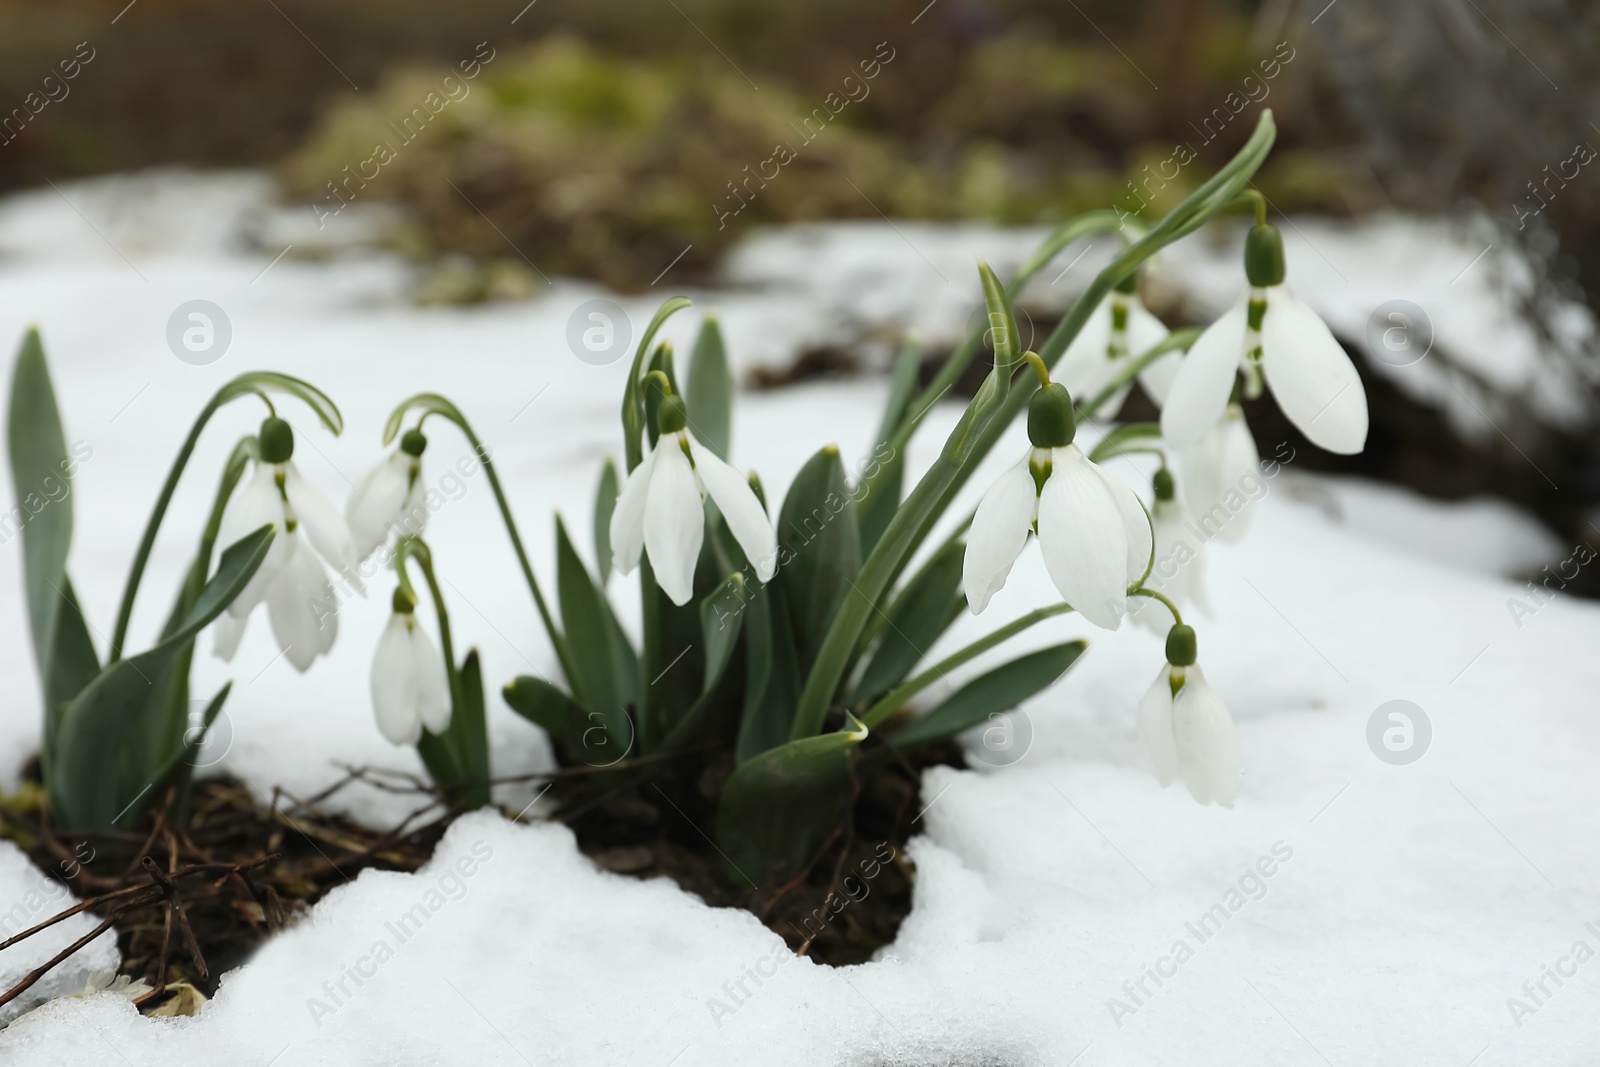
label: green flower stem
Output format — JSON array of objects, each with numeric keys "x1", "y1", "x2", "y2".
[
  {"x1": 110, "y1": 372, "x2": 341, "y2": 662},
  {"x1": 381, "y1": 392, "x2": 577, "y2": 690},
  {"x1": 791, "y1": 111, "x2": 1276, "y2": 740},
  {"x1": 860, "y1": 602, "x2": 1076, "y2": 730},
  {"x1": 622, "y1": 297, "x2": 692, "y2": 472},
  {"x1": 1130, "y1": 586, "x2": 1182, "y2": 627}
]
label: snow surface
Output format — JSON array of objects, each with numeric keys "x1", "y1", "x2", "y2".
[{"x1": 0, "y1": 172, "x2": 1596, "y2": 1064}]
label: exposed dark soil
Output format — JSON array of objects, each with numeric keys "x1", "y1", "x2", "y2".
[{"x1": 0, "y1": 733, "x2": 964, "y2": 1012}]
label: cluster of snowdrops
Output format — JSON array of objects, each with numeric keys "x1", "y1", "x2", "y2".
[{"x1": 9, "y1": 114, "x2": 1367, "y2": 874}]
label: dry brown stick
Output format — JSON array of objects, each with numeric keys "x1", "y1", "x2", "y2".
[
  {"x1": 0, "y1": 913, "x2": 119, "y2": 1009},
  {"x1": 140, "y1": 855, "x2": 207, "y2": 980}
]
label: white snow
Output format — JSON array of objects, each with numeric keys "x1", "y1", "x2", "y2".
[{"x1": 0, "y1": 172, "x2": 1596, "y2": 1064}]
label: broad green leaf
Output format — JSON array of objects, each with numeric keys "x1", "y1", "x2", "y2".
[
  {"x1": 593, "y1": 458, "x2": 619, "y2": 585},
  {"x1": 440, "y1": 650, "x2": 491, "y2": 808},
  {"x1": 685, "y1": 315, "x2": 732, "y2": 460},
  {"x1": 1088, "y1": 422, "x2": 1163, "y2": 463},
  {"x1": 555, "y1": 517, "x2": 631, "y2": 751},
  {"x1": 717, "y1": 715, "x2": 866, "y2": 888},
  {"x1": 850, "y1": 540, "x2": 965, "y2": 706},
  {"x1": 503, "y1": 674, "x2": 630, "y2": 767},
  {"x1": 735, "y1": 581, "x2": 799, "y2": 765},
  {"x1": 7, "y1": 328, "x2": 97, "y2": 714},
  {"x1": 49, "y1": 525, "x2": 275, "y2": 829},
  {"x1": 888, "y1": 641, "x2": 1085, "y2": 751},
  {"x1": 145, "y1": 681, "x2": 230, "y2": 803},
  {"x1": 699, "y1": 573, "x2": 747, "y2": 696},
  {"x1": 776, "y1": 446, "x2": 860, "y2": 674}
]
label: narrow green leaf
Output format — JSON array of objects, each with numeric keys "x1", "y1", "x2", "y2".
[
  {"x1": 850, "y1": 540, "x2": 966, "y2": 706},
  {"x1": 503, "y1": 674, "x2": 629, "y2": 767},
  {"x1": 593, "y1": 458, "x2": 619, "y2": 586},
  {"x1": 450, "y1": 650, "x2": 491, "y2": 808},
  {"x1": 699, "y1": 573, "x2": 747, "y2": 696},
  {"x1": 888, "y1": 641, "x2": 1085, "y2": 751},
  {"x1": 685, "y1": 315, "x2": 733, "y2": 460},
  {"x1": 717, "y1": 715, "x2": 867, "y2": 888},
  {"x1": 857, "y1": 339, "x2": 920, "y2": 557},
  {"x1": 1087, "y1": 422, "x2": 1163, "y2": 463},
  {"x1": 622, "y1": 297, "x2": 692, "y2": 471},
  {"x1": 776, "y1": 446, "x2": 861, "y2": 678},
  {"x1": 7, "y1": 327, "x2": 94, "y2": 710},
  {"x1": 554, "y1": 516, "x2": 631, "y2": 750},
  {"x1": 49, "y1": 525, "x2": 275, "y2": 828},
  {"x1": 735, "y1": 581, "x2": 799, "y2": 764}
]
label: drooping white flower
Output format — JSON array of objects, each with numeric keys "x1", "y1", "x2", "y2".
[
  {"x1": 1177, "y1": 404, "x2": 1261, "y2": 544},
  {"x1": 1057, "y1": 280, "x2": 1178, "y2": 414},
  {"x1": 963, "y1": 381, "x2": 1152, "y2": 629},
  {"x1": 348, "y1": 428, "x2": 427, "y2": 559},
  {"x1": 212, "y1": 417, "x2": 358, "y2": 672},
  {"x1": 611, "y1": 394, "x2": 778, "y2": 606},
  {"x1": 1136, "y1": 625, "x2": 1240, "y2": 806},
  {"x1": 1160, "y1": 223, "x2": 1367, "y2": 455},
  {"x1": 370, "y1": 592, "x2": 450, "y2": 746},
  {"x1": 1130, "y1": 469, "x2": 1211, "y2": 634}
]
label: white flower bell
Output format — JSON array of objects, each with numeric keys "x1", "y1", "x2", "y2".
[
  {"x1": 1161, "y1": 223, "x2": 1367, "y2": 455},
  {"x1": 1130, "y1": 468, "x2": 1211, "y2": 634},
  {"x1": 213, "y1": 417, "x2": 359, "y2": 672},
  {"x1": 611, "y1": 393, "x2": 778, "y2": 606},
  {"x1": 371, "y1": 587, "x2": 451, "y2": 746},
  {"x1": 1136, "y1": 624, "x2": 1240, "y2": 806},
  {"x1": 348, "y1": 428, "x2": 428, "y2": 559},
  {"x1": 1057, "y1": 274, "x2": 1179, "y2": 414},
  {"x1": 1177, "y1": 403, "x2": 1260, "y2": 544},
  {"x1": 963, "y1": 378, "x2": 1152, "y2": 630}
]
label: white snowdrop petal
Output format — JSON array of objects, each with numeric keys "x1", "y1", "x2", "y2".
[
  {"x1": 1178, "y1": 411, "x2": 1260, "y2": 545},
  {"x1": 410, "y1": 623, "x2": 452, "y2": 735},
  {"x1": 1172, "y1": 666, "x2": 1241, "y2": 807},
  {"x1": 219, "y1": 465, "x2": 287, "y2": 617},
  {"x1": 1260, "y1": 287, "x2": 1369, "y2": 455},
  {"x1": 1159, "y1": 297, "x2": 1249, "y2": 448},
  {"x1": 1137, "y1": 667, "x2": 1181, "y2": 787},
  {"x1": 643, "y1": 437, "x2": 704, "y2": 607},
  {"x1": 1055, "y1": 300, "x2": 1113, "y2": 401},
  {"x1": 284, "y1": 463, "x2": 360, "y2": 581},
  {"x1": 1036, "y1": 447, "x2": 1128, "y2": 630},
  {"x1": 1091, "y1": 461, "x2": 1154, "y2": 583},
  {"x1": 346, "y1": 452, "x2": 412, "y2": 559},
  {"x1": 609, "y1": 446, "x2": 658, "y2": 576},
  {"x1": 689, "y1": 437, "x2": 778, "y2": 582},
  {"x1": 371, "y1": 615, "x2": 421, "y2": 746},
  {"x1": 1131, "y1": 301, "x2": 1179, "y2": 406},
  {"x1": 211, "y1": 610, "x2": 248, "y2": 662},
  {"x1": 265, "y1": 536, "x2": 334, "y2": 672},
  {"x1": 1131, "y1": 501, "x2": 1190, "y2": 635},
  {"x1": 962, "y1": 456, "x2": 1038, "y2": 615}
]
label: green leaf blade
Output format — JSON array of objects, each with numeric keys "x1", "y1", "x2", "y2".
[{"x1": 685, "y1": 315, "x2": 733, "y2": 460}]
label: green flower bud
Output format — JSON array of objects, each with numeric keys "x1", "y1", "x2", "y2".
[
  {"x1": 391, "y1": 586, "x2": 416, "y2": 614},
  {"x1": 1027, "y1": 383, "x2": 1077, "y2": 449},
  {"x1": 258, "y1": 417, "x2": 294, "y2": 464},
  {"x1": 400, "y1": 428, "x2": 428, "y2": 457},
  {"x1": 1153, "y1": 467, "x2": 1175, "y2": 501},
  {"x1": 1165, "y1": 623, "x2": 1197, "y2": 667},
  {"x1": 1244, "y1": 223, "x2": 1286, "y2": 287},
  {"x1": 657, "y1": 393, "x2": 688, "y2": 435}
]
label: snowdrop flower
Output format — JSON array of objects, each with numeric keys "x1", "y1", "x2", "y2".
[
  {"x1": 611, "y1": 393, "x2": 778, "y2": 606},
  {"x1": 1161, "y1": 223, "x2": 1367, "y2": 455},
  {"x1": 348, "y1": 428, "x2": 428, "y2": 559},
  {"x1": 370, "y1": 587, "x2": 450, "y2": 746},
  {"x1": 212, "y1": 417, "x2": 358, "y2": 672},
  {"x1": 1058, "y1": 274, "x2": 1179, "y2": 413},
  {"x1": 1131, "y1": 469, "x2": 1211, "y2": 634},
  {"x1": 963, "y1": 371, "x2": 1153, "y2": 629},
  {"x1": 1177, "y1": 403, "x2": 1260, "y2": 544},
  {"x1": 1137, "y1": 624, "x2": 1240, "y2": 806}
]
